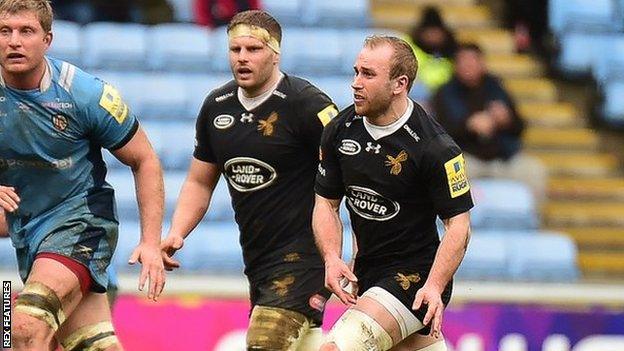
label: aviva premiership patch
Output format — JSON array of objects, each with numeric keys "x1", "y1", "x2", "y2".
[
  {"x1": 444, "y1": 154, "x2": 470, "y2": 198},
  {"x1": 317, "y1": 104, "x2": 338, "y2": 126},
  {"x1": 99, "y1": 84, "x2": 128, "y2": 124}
]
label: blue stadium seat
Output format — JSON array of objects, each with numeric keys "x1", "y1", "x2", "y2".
[
  {"x1": 456, "y1": 234, "x2": 508, "y2": 280},
  {"x1": 549, "y1": 0, "x2": 621, "y2": 35},
  {"x1": 339, "y1": 28, "x2": 403, "y2": 75},
  {"x1": 106, "y1": 170, "x2": 139, "y2": 220},
  {"x1": 166, "y1": 0, "x2": 194, "y2": 22},
  {"x1": 592, "y1": 35, "x2": 624, "y2": 84},
  {"x1": 136, "y1": 74, "x2": 190, "y2": 119},
  {"x1": 309, "y1": 76, "x2": 353, "y2": 109},
  {"x1": 147, "y1": 23, "x2": 213, "y2": 72},
  {"x1": 113, "y1": 220, "x2": 141, "y2": 270},
  {"x1": 183, "y1": 73, "x2": 232, "y2": 118},
  {"x1": 470, "y1": 179, "x2": 539, "y2": 230},
  {"x1": 0, "y1": 238, "x2": 16, "y2": 268},
  {"x1": 177, "y1": 222, "x2": 243, "y2": 272},
  {"x1": 557, "y1": 33, "x2": 611, "y2": 77},
  {"x1": 281, "y1": 28, "x2": 343, "y2": 75},
  {"x1": 507, "y1": 233, "x2": 579, "y2": 281},
  {"x1": 206, "y1": 179, "x2": 236, "y2": 222},
  {"x1": 304, "y1": 0, "x2": 370, "y2": 28},
  {"x1": 263, "y1": 0, "x2": 302, "y2": 26},
  {"x1": 140, "y1": 121, "x2": 194, "y2": 169},
  {"x1": 82, "y1": 23, "x2": 147, "y2": 70},
  {"x1": 602, "y1": 80, "x2": 624, "y2": 124},
  {"x1": 49, "y1": 20, "x2": 82, "y2": 66},
  {"x1": 210, "y1": 29, "x2": 230, "y2": 72}
]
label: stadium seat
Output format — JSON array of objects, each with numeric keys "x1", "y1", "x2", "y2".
[
  {"x1": 262, "y1": 0, "x2": 302, "y2": 26},
  {"x1": 166, "y1": 0, "x2": 194, "y2": 22},
  {"x1": 49, "y1": 20, "x2": 82, "y2": 66},
  {"x1": 309, "y1": 76, "x2": 353, "y2": 109},
  {"x1": 456, "y1": 234, "x2": 508, "y2": 280},
  {"x1": 592, "y1": 35, "x2": 624, "y2": 84},
  {"x1": 183, "y1": 73, "x2": 232, "y2": 118},
  {"x1": 303, "y1": 0, "x2": 370, "y2": 28},
  {"x1": 82, "y1": 23, "x2": 148, "y2": 70},
  {"x1": 470, "y1": 179, "x2": 539, "y2": 230},
  {"x1": 549, "y1": 0, "x2": 620, "y2": 35},
  {"x1": 0, "y1": 238, "x2": 16, "y2": 268},
  {"x1": 177, "y1": 222, "x2": 243, "y2": 272},
  {"x1": 136, "y1": 74, "x2": 191, "y2": 119},
  {"x1": 338, "y1": 28, "x2": 403, "y2": 75},
  {"x1": 557, "y1": 33, "x2": 612, "y2": 77},
  {"x1": 281, "y1": 28, "x2": 343, "y2": 75},
  {"x1": 148, "y1": 23, "x2": 213, "y2": 72},
  {"x1": 602, "y1": 80, "x2": 624, "y2": 124},
  {"x1": 106, "y1": 170, "x2": 139, "y2": 220},
  {"x1": 207, "y1": 179, "x2": 236, "y2": 222},
  {"x1": 507, "y1": 233, "x2": 579, "y2": 281},
  {"x1": 210, "y1": 29, "x2": 230, "y2": 72}
]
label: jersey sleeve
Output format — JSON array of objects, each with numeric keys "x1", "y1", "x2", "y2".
[
  {"x1": 421, "y1": 134, "x2": 474, "y2": 219},
  {"x1": 296, "y1": 84, "x2": 338, "y2": 150},
  {"x1": 84, "y1": 79, "x2": 139, "y2": 150},
  {"x1": 193, "y1": 95, "x2": 217, "y2": 163},
  {"x1": 314, "y1": 118, "x2": 344, "y2": 199}
]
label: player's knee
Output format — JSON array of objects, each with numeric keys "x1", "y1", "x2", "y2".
[
  {"x1": 319, "y1": 342, "x2": 340, "y2": 351},
  {"x1": 326, "y1": 309, "x2": 393, "y2": 351},
  {"x1": 61, "y1": 321, "x2": 119, "y2": 351},
  {"x1": 246, "y1": 306, "x2": 312, "y2": 350},
  {"x1": 11, "y1": 314, "x2": 51, "y2": 348},
  {"x1": 14, "y1": 281, "x2": 66, "y2": 332}
]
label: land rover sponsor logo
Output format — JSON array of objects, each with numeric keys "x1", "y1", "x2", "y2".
[
  {"x1": 213, "y1": 114, "x2": 235, "y2": 129},
  {"x1": 346, "y1": 186, "x2": 400, "y2": 221},
  {"x1": 224, "y1": 157, "x2": 277, "y2": 192},
  {"x1": 339, "y1": 139, "x2": 361, "y2": 155}
]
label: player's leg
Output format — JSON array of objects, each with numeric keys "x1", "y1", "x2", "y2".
[
  {"x1": 390, "y1": 333, "x2": 448, "y2": 350},
  {"x1": 247, "y1": 305, "x2": 313, "y2": 350},
  {"x1": 12, "y1": 256, "x2": 87, "y2": 350},
  {"x1": 57, "y1": 291, "x2": 123, "y2": 351},
  {"x1": 296, "y1": 327, "x2": 323, "y2": 351}
]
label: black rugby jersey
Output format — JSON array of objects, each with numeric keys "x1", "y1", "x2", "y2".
[
  {"x1": 194, "y1": 74, "x2": 337, "y2": 277},
  {"x1": 315, "y1": 101, "x2": 473, "y2": 274}
]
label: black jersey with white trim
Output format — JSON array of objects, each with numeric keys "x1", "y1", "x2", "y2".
[
  {"x1": 315, "y1": 102, "x2": 473, "y2": 273},
  {"x1": 194, "y1": 74, "x2": 337, "y2": 278}
]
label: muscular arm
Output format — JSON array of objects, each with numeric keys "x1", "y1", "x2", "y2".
[
  {"x1": 0, "y1": 209, "x2": 7, "y2": 237},
  {"x1": 160, "y1": 158, "x2": 220, "y2": 270},
  {"x1": 112, "y1": 127, "x2": 165, "y2": 300},
  {"x1": 427, "y1": 212, "x2": 471, "y2": 292}
]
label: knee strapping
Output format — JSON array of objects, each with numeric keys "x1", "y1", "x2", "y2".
[
  {"x1": 61, "y1": 321, "x2": 118, "y2": 351},
  {"x1": 418, "y1": 340, "x2": 448, "y2": 351},
  {"x1": 14, "y1": 282, "x2": 66, "y2": 331},
  {"x1": 296, "y1": 327, "x2": 323, "y2": 351},
  {"x1": 362, "y1": 287, "x2": 424, "y2": 339},
  {"x1": 326, "y1": 309, "x2": 393, "y2": 351},
  {"x1": 247, "y1": 306, "x2": 312, "y2": 350}
]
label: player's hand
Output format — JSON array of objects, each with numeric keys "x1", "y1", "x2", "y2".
[
  {"x1": 412, "y1": 283, "x2": 444, "y2": 338},
  {"x1": 160, "y1": 235, "x2": 184, "y2": 271},
  {"x1": 324, "y1": 256, "x2": 358, "y2": 306},
  {"x1": 0, "y1": 186, "x2": 20, "y2": 212},
  {"x1": 128, "y1": 242, "x2": 166, "y2": 302}
]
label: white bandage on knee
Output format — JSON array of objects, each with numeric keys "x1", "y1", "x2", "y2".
[
  {"x1": 418, "y1": 340, "x2": 448, "y2": 351},
  {"x1": 362, "y1": 287, "x2": 425, "y2": 339},
  {"x1": 326, "y1": 309, "x2": 393, "y2": 351},
  {"x1": 296, "y1": 327, "x2": 323, "y2": 351}
]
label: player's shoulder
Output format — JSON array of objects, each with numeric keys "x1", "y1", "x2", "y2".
[
  {"x1": 280, "y1": 74, "x2": 326, "y2": 100},
  {"x1": 325, "y1": 105, "x2": 358, "y2": 133},
  {"x1": 46, "y1": 57, "x2": 107, "y2": 108},
  {"x1": 407, "y1": 100, "x2": 449, "y2": 142},
  {"x1": 204, "y1": 79, "x2": 238, "y2": 106}
]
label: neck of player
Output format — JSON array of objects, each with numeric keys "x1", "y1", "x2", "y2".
[
  {"x1": 1, "y1": 60, "x2": 47, "y2": 90},
  {"x1": 240, "y1": 67, "x2": 282, "y2": 98},
  {"x1": 368, "y1": 95, "x2": 409, "y2": 126}
]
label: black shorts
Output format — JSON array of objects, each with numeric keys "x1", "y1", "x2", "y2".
[
  {"x1": 357, "y1": 267, "x2": 453, "y2": 336},
  {"x1": 248, "y1": 265, "x2": 330, "y2": 327}
]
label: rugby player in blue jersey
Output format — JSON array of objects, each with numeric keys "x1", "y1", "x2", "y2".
[{"x1": 0, "y1": 1, "x2": 166, "y2": 350}]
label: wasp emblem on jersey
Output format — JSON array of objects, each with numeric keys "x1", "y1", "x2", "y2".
[
  {"x1": 258, "y1": 112, "x2": 278, "y2": 136},
  {"x1": 395, "y1": 273, "x2": 420, "y2": 290},
  {"x1": 385, "y1": 150, "x2": 408, "y2": 175},
  {"x1": 271, "y1": 274, "x2": 295, "y2": 297}
]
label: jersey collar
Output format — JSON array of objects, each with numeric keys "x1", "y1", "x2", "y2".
[
  {"x1": 0, "y1": 57, "x2": 52, "y2": 92},
  {"x1": 364, "y1": 98, "x2": 414, "y2": 141}
]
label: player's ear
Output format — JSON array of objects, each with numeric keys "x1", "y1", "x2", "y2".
[
  {"x1": 44, "y1": 31, "x2": 53, "y2": 47},
  {"x1": 273, "y1": 52, "x2": 280, "y2": 65},
  {"x1": 393, "y1": 75, "x2": 408, "y2": 95}
]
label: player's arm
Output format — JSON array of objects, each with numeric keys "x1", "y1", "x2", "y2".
[
  {"x1": 161, "y1": 158, "x2": 220, "y2": 270},
  {"x1": 112, "y1": 127, "x2": 166, "y2": 301},
  {"x1": 0, "y1": 209, "x2": 8, "y2": 237}
]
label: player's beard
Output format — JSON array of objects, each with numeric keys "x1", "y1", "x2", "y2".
[{"x1": 356, "y1": 88, "x2": 393, "y2": 121}]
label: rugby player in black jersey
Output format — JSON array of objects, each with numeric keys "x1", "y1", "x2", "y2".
[
  {"x1": 159, "y1": 10, "x2": 338, "y2": 351},
  {"x1": 314, "y1": 36, "x2": 473, "y2": 351}
]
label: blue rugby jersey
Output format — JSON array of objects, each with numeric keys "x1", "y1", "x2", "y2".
[{"x1": 0, "y1": 57, "x2": 138, "y2": 249}]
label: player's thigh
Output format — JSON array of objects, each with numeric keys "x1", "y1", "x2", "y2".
[
  {"x1": 56, "y1": 292, "x2": 123, "y2": 351},
  {"x1": 247, "y1": 305, "x2": 313, "y2": 350},
  {"x1": 14, "y1": 257, "x2": 84, "y2": 332},
  {"x1": 390, "y1": 333, "x2": 446, "y2": 351}
]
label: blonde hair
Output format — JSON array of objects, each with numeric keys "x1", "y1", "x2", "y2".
[
  {"x1": 227, "y1": 10, "x2": 282, "y2": 45},
  {"x1": 364, "y1": 35, "x2": 418, "y2": 91},
  {"x1": 0, "y1": 0, "x2": 53, "y2": 32}
]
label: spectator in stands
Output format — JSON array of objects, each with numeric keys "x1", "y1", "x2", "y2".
[
  {"x1": 138, "y1": 0, "x2": 174, "y2": 24},
  {"x1": 50, "y1": 0, "x2": 94, "y2": 24},
  {"x1": 432, "y1": 43, "x2": 546, "y2": 200},
  {"x1": 92, "y1": 0, "x2": 136, "y2": 22},
  {"x1": 403, "y1": 6, "x2": 457, "y2": 99},
  {"x1": 503, "y1": 0, "x2": 549, "y2": 57},
  {"x1": 194, "y1": 0, "x2": 261, "y2": 28}
]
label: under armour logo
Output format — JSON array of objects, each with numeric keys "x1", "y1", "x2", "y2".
[
  {"x1": 240, "y1": 112, "x2": 254, "y2": 123},
  {"x1": 75, "y1": 245, "x2": 93, "y2": 256},
  {"x1": 365, "y1": 142, "x2": 381, "y2": 154}
]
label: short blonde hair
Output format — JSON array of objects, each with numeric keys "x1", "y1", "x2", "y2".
[
  {"x1": 364, "y1": 35, "x2": 418, "y2": 91},
  {"x1": 0, "y1": 0, "x2": 53, "y2": 33}
]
